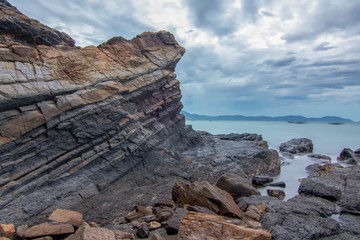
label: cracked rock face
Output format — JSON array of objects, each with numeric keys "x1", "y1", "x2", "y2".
[{"x1": 0, "y1": 0, "x2": 185, "y2": 225}]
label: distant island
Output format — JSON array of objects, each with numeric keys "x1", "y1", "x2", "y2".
[{"x1": 182, "y1": 111, "x2": 354, "y2": 123}]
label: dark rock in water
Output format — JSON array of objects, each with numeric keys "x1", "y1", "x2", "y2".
[
  {"x1": 252, "y1": 176, "x2": 273, "y2": 186},
  {"x1": 268, "y1": 181, "x2": 286, "y2": 188},
  {"x1": 216, "y1": 173, "x2": 260, "y2": 199},
  {"x1": 308, "y1": 154, "x2": 332, "y2": 161},
  {"x1": 338, "y1": 148, "x2": 360, "y2": 164},
  {"x1": 299, "y1": 166, "x2": 360, "y2": 214},
  {"x1": 279, "y1": 138, "x2": 313, "y2": 154},
  {"x1": 267, "y1": 189, "x2": 285, "y2": 200}
]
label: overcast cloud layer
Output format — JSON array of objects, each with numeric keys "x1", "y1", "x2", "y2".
[{"x1": 9, "y1": 0, "x2": 360, "y2": 121}]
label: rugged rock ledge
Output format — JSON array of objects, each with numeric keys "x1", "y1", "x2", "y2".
[{"x1": 0, "y1": 0, "x2": 280, "y2": 228}]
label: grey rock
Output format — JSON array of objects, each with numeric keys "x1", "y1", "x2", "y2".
[
  {"x1": 308, "y1": 154, "x2": 332, "y2": 161},
  {"x1": 267, "y1": 189, "x2": 285, "y2": 200},
  {"x1": 136, "y1": 224, "x2": 150, "y2": 238},
  {"x1": 216, "y1": 173, "x2": 260, "y2": 199},
  {"x1": 252, "y1": 176, "x2": 273, "y2": 186},
  {"x1": 268, "y1": 181, "x2": 286, "y2": 188},
  {"x1": 165, "y1": 208, "x2": 187, "y2": 235},
  {"x1": 279, "y1": 138, "x2": 313, "y2": 154},
  {"x1": 339, "y1": 148, "x2": 360, "y2": 162},
  {"x1": 261, "y1": 196, "x2": 341, "y2": 240},
  {"x1": 299, "y1": 166, "x2": 360, "y2": 213}
]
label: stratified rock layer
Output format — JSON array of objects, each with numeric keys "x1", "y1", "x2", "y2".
[
  {"x1": 0, "y1": 0, "x2": 280, "y2": 226},
  {"x1": 0, "y1": 0, "x2": 185, "y2": 224}
]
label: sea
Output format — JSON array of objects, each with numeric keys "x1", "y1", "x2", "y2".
[{"x1": 186, "y1": 120, "x2": 360, "y2": 200}]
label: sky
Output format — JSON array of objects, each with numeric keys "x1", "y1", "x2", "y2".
[{"x1": 8, "y1": 0, "x2": 360, "y2": 121}]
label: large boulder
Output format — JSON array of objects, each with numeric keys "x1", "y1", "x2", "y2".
[
  {"x1": 172, "y1": 181, "x2": 244, "y2": 219},
  {"x1": 216, "y1": 174, "x2": 260, "y2": 199},
  {"x1": 178, "y1": 211, "x2": 271, "y2": 240},
  {"x1": 279, "y1": 138, "x2": 313, "y2": 154},
  {"x1": 299, "y1": 166, "x2": 360, "y2": 213},
  {"x1": 259, "y1": 195, "x2": 341, "y2": 240}
]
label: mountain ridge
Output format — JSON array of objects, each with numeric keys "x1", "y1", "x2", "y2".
[{"x1": 182, "y1": 111, "x2": 354, "y2": 122}]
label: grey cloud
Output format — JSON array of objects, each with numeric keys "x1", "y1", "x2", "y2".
[
  {"x1": 184, "y1": 0, "x2": 239, "y2": 36},
  {"x1": 184, "y1": 0, "x2": 261, "y2": 36},
  {"x1": 282, "y1": 1, "x2": 360, "y2": 43},
  {"x1": 265, "y1": 56, "x2": 297, "y2": 67},
  {"x1": 313, "y1": 42, "x2": 336, "y2": 51},
  {"x1": 261, "y1": 11, "x2": 274, "y2": 17}
]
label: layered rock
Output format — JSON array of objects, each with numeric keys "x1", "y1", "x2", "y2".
[
  {"x1": 0, "y1": 0, "x2": 280, "y2": 227},
  {"x1": 0, "y1": 0, "x2": 185, "y2": 224}
]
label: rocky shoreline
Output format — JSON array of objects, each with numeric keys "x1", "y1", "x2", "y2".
[{"x1": 1, "y1": 1, "x2": 360, "y2": 239}]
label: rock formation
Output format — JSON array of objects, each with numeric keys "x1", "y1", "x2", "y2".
[{"x1": 0, "y1": 0, "x2": 280, "y2": 228}]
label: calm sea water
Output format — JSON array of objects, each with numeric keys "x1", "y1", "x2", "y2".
[{"x1": 186, "y1": 120, "x2": 360, "y2": 200}]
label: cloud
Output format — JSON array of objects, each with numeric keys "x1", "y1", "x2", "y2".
[
  {"x1": 313, "y1": 42, "x2": 336, "y2": 51},
  {"x1": 265, "y1": 56, "x2": 297, "y2": 67},
  {"x1": 282, "y1": 1, "x2": 360, "y2": 43}
]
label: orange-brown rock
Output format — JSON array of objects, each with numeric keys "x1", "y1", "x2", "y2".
[
  {"x1": 67, "y1": 223, "x2": 115, "y2": 240},
  {"x1": 172, "y1": 181, "x2": 244, "y2": 219},
  {"x1": 48, "y1": 209, "x2": 84, "y2": 227},
  {"x1": 113, "y1": 230, "x2": 134, "y2": 240},
  {"x1": 0, "y1": 224, "x2": 15, "y2": 238},
  {"x1": 178, "y1": 212, "x2": 271, "y2": 240},
  {"x1": 22, "y1": 222, "x2": 74, "y2": 238},
  {"x1": 244, "y1": 202, "x2": 266, "y2": 221}
]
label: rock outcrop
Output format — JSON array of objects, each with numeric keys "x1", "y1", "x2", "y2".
[{"x1": 0, "y1": 0, "x2": 280, "y2": 227}]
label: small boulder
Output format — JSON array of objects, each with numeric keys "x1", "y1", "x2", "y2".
[
  {"x1": 148, "y1": 221, "x2": 161, "y2": 230},
  {"x1": 216, "y1": 174, "x2": 260, "y2": 199},
  {"x1": 155, "y1": 208, "x2": 174, "y2": 222},
  {"x1": 0, "y1": 224, "x2": 15, "y2": 238},
  {"x1": 279, "y1": 138, "x2": 313, "y2": 154},
  {"x1": 22, "y1": 222, "x2": 74, "y2": 239},
  {"x1": 67, "y1": 222, "x2": 115, "y2": 240},
  {"x1": 136, "y1": 224, "x2": 149, "y2": 239},
  {"x1": 268, "y1": 181, "x2": 286, "y2": 188},
  {"x1": 165, "y1": 208, "x2": 188, "y2": 235},
  {"x1": 177, "y1": 211, "x2": 271, "y2": 240},
  {"x1": 48, "y1": 209, "x2": 84, "y2": 227},
  {"x1": 252, "y1": 176, "x2": 273, "y2": 186},
  {"x1": 244, "y1": 202, "x2": 266, "y2": 221},
  {"x1": 113, "y1": 230, "x2": 134, "y2": 239},
  {"x1": 151, "y1": 232, "x2": 166, "y2": 240},
  {"x1": 267, "y1": 189, "x2": 285, "y2": 200}
]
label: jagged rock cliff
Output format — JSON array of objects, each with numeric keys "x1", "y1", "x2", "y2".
[{"x1": 0, "y1": 0, "x2": 280, "y2": 226}]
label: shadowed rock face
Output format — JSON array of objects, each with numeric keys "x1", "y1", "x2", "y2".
[{"x1": 0, "y1": 0, "x2": 280, "y2": 226}]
